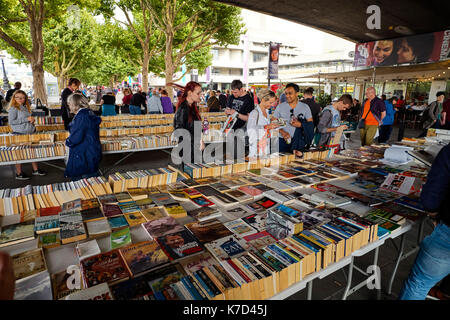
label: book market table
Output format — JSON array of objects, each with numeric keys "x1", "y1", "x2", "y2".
[{"x1": 269, "y1": 218, "x2": 423, "y2": 300}]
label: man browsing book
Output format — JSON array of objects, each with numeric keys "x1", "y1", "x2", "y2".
[{"x1": 359, "y1": 87, "x2": 386, "y2": 146}]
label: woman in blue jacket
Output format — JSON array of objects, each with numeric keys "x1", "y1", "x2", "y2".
[
  {"x1": 64, "y1": 93, "x2": 102, "y2": 181},
  {"x1": 378, "y1": 95, "x2": 397, "y2": 143}
]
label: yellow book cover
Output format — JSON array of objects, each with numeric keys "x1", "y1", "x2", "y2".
[{"x1": 124, "y1": 212, "x2": 147, "y2": 227}]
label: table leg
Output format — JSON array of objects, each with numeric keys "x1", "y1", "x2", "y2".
[
  {"x1": 342, "y1": 257, "x2": 354, "y2": 300},
  {"x1": 387, "y1": 234, "x2": 406, "y2": 295},
  {"x1": 373, "y1": 246, "x2": 381, "y2": 300},
  {"x1": 307, "y1": 280, "x2": 313, "y2": 300}
]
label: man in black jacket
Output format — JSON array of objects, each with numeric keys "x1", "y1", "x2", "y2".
[
  {"x1": 5, "y1": 82, "x2": 21, "y2": 102},
  {"x1": 399, "y1": 143, "x2": 450, "y2": 300},
  {"x1": 301, "y1": 87, "x2": 321, "y2": 128}
]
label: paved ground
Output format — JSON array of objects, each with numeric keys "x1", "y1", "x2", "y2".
[{"x1": 0, "y1": 125, "x2": 436, "y2": 300}]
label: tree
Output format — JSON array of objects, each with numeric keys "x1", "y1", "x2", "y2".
[
  {"x1": 43, "y1": 9, "x2": 99, "y2": 92},
  {"x1": 0, "y1": 0, "x2": 99, "y2": 104},
  {"x1": 143, "y1": 0, "x2": 244, "y2": 97},
  {"x1": 101, "y1": 0, "x2": 163, "y2": 93}
]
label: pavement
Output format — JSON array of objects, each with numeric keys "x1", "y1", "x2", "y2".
[{"x1": 0, "y1": 125, "x2": 438, "y2": 300}]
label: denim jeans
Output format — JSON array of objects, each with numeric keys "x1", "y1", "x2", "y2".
[
  {"x1": 129, "y1": 105, "x2": 141, "y2": 115},
  {"x1": 378, "y1": 125, "x2": 393, "y2": 143},
  {"x1": 399, "y1": 223, "x2": 450, "y2": 300}
]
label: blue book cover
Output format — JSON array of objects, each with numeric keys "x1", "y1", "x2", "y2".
[
  {"x1": 108, "y1": 216, "x2": 129, "y2": 229},
  {"x1": 322, "y1": 223, "x2": 352, "y2": 239},
  {"x1": 181, "y1": 276, "x2": 203, "y2": 300},
  {"x1": 193, "y1": 271, "x2": 215, "y2": 298},
  {"x1": 290, "y1": 235, "x2": 319, "y2": 253},
  {"x1": 267, "y1": 244, "x2": 298, "y2": 264},
  {"x1": 377, "y1": 226, "x2": 391, "y2": 239}
]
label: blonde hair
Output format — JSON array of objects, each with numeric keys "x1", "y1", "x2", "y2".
[
  {"x1": 8, "y1": 90, "x2": 31, "y2": 112},
  {"x1": 257, "y1": 88, "x2": 276, "y2": 102}
]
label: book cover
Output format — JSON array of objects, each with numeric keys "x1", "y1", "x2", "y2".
[
  {"x1": 183, "y1": 188, "x2": 203, "y2": 199},
  {"x1": 241, "y1": 213, "x2": 266, "y2": 232},
  {"x1": 163, "y1": 203, "x2": 187, "y2": 219},
  {"x1": 115, "y1": 192, "x2": 133, "y2": 203},
  {"x1": 97, "y1": 194, "x2": 118, "y2": 206},
  {"x1": 156, "y1": 229, "x2": 203, "y2": 261},
  {"x1": 135, "y1": 198, "x2": 156, "y2": 209},
  {"x1": 102, "y1": 203, "x2": 123, "y2": 218},
  {"x1": 35, "y1": 215, "x2": 60, "y2": 234},
  {"x1": 204, "y1": 235, "x2": 247, "y2": 261},
  {"x1": 80, "y1": 250, "x2": 129, "y2": 288},
  {"x1": 150, "y1": 193, "x2": 178, "y2": 206},
  {"x1": 118, "y1": 201, "x2": 141, "y2": 214},
  {"x1": 243, "y1": 231, "x2": 277, "y2": 250},
  {"x1": 51, "y1": 269, "x2": 80, "y2": 300},
  {"x1": 146, "y1": 264, "x2": 185, "y2": 294},
  {"x1": 178, "y1": 252, "x2": 218, "y2": 275},
  {"x1": 61, "y1": 199, "x2": 82, "y2": 211},
  {"x1": 14, "y1": 270, "x2": 53, "y2": 300},
  {"x1": 124, "y1": 211, "x2": 147, "y2": 227},
  {"x1": 0, "y1": 221, "x2": 35, "y2": 247},
  {"x1": 224, "y1": 219, "x2": 258, "y2": 237},
  {"x1": 119, "y1": 241, "x2": 169, "y2": 276},
  {"x1": 190, "y1": 196, "x2": 215, "y2": 207},
  {"x1": 221, "y1": 205, "x2": 253, "y2": 220},
  {"x1": 127, "y1": 188, "x2": 149, "y2": 201},
  {"x1": 380, "y1": 174, "x2": 418, "y2": 195},
  {"x1": 81, "y1": 198, "x2": 100, "y2": 210},
  {"x1": 86, "y1": 219, "x2": 112, "y2": 238},
  {"x1": 238, "y1": 185, "x2": 263, "y2": 197},
  {"x1": 38, "y1": 232, "x2": 61, "y2": 249},
  {"x1": 254, "y1": 196, "x2": 278, "y2": 209},
  {"x1": 80, "y1": 207, "x2": 105, "y2": 222},
  {"x1": 224, "y1": 189, "x2": 252, "y2": 202},
  {"x1": 143, "y1": 216, "x2": 184, "y2": 238},
  {"x1": 108, "y1": 215, "x2": 129, "y2": 230},
  {"x1": 187, "y1": 206, "x2": 221, "y2": 222},
  {"x1": 59, "y1": 211, "x2": 87, "y2": 244},
  {"x1": 65, "y1": 282, "x2": 113, "y2": 300},
  {"x1": 185, "y1": 219, "x2": 233, "y2": 243},
  {"x1": 141, "y1": 207, "x2": 167, "y2": 222},
  {"x1": 110, "y1": 276, "x2": 153, "y2": 300},
  {"x1": 12, "y1": 248, "x2": 47, "y2": 281},
  {"x1": 37, "y1": 206, "x2": 62, "y2": 217},
  {"x1": 111, "y1": 227, "x2": 132, "y2": 250},
  {"x1": 77, "y1": 239, "x2": 101, "y2": 260}
]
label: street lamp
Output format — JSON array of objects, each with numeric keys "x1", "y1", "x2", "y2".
[{"x1": 1, "y1": 55, "x2": 11, "y2": 91}]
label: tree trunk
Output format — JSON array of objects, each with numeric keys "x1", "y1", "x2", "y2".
[
  {"x1": 164, "y1": 33, "x2": 175, "y2": 99},
  {"x1": 57, "y1": 74, "x2": 65, "y2": 93},
  {"x1": 142, "y1": 50, "x2": 149, "y2": 93},
  {"x1": 31, "y1": 63, "x2": 47, "y2": 105}
]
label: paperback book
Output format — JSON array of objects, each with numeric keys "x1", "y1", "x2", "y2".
[
  {"x1": 156, "y1": 229, "x2": 203, "y2": 261},
  {"x1": 80, "y1": 250, "x2": 129, "y2": 288},
  {"x1": 185, "y1": 219, "x2": 233, "y2": 243},
  {"x1": 119, "y1": 240, "x2": 170, "y2": 276}
]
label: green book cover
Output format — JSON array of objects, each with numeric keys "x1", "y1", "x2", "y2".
[{"x1": 111, "y1": 227, "x2": 131, "y2": 250}]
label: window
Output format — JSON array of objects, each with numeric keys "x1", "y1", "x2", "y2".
[
  {"x1": 212, "y1": 49, "x2": 219, "y2": 60},
  {"x1": 253, "y1": 52, "x2": 267, "y2": 63}
]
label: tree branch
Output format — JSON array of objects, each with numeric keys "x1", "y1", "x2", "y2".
[{"x1": 0, "y1": 29, "x2": 32, "y2": 60}]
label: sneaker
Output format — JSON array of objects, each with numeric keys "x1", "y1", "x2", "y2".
[
  {"x1": 16, "y1": 172, "x2": 31, "y2": 180},
  {"x1": 32, "y1": 169, "x2": 47, "y2": 176}
]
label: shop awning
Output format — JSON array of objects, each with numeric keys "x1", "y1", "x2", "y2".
[{"x1": 216, "y1": 0, "x2": 450, "y2": 43}]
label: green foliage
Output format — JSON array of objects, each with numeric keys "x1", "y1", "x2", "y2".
[{"x1": 317, "y1": 93, "x2": 332, "y2": 109}]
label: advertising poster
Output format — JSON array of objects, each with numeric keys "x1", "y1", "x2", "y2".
[
  {"x1": 268, "y1": 42, "x2": 280, "y2": 79},
  {"x1": 353, "y1": 30, "x2": 450, "y2": 67}
]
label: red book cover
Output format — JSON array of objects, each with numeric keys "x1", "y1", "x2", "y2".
[
  {"x1": 37, "y1": 206, "x2": 62, "y2": 217},
  {"x1": 225, "y1": 259, "x2": 251, "y2": 283}
]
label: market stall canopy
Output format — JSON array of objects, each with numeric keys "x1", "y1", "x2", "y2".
[
  {"x1": 215, "y1": 0, "x2": 450, "y2": 43},
  {"x1": 307, "y1": 60, "x2": 450, "y2": 83}
]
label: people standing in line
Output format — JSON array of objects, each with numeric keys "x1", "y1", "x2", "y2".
[
  {"x1": 217, "y1": 90, "x2": 228, "y2": 109},
  {"x1": 160, "y1": 89, "x2": 173, "y2": 114},
  {"x1": 301, "y1": 87, "x2": 321, "y2": 129},
  {"x1": 64, "y1": 93, "x2": 102, "y2": 181},
  {"x1": 61, "y1": 78, "x2": 81, "y2": 130},
  {"x1": 129, "y1": 90, "x2": 147, "y2": 115},
  {"x1": 147, "y1": 88, "x2": 163, "y2": 114},
  {"x1": 207, "y1": 90, "x2": 221, "y2": 112},
  {"x1": 399, "y1": 142, "x2": 450, "y2": 300},
  {"x1": 100, "y1": 90, "x2": 116, "y2": 116},
  {"x1": 5, "y1": 82, "x2": 21, "y2": 102},
  {"x1": 272, "y1": 83, "x2": 313, "y2": 155},
  {"x1": 378, "y1": 95, "x2": 397, "y2": 144},
  {"x1": 173, "y1": 81, "x2": 204, "y2": 164},
  {"x1": 247, "y1": 88, "x2": 279, "y2": 159},
  {"x1": 316, "y1": 94, "x2": 352, "y2": 147},
  {"x1": 359, "y1": 87, "x2": 386, "y2": 146},
  {"x1": 7, "y1": 90, "x2": 46, "y2": 180}
]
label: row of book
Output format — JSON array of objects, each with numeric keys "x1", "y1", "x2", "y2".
[
  {"x1": 108, "y1": 168, "x2": 179, "y2": 193},
  {"x1": 2, "y1": 155, "x2": 429, "y2": 300},
  {"x1": 0, "y1": 124, "x2": 65, "y2": 133},
  {"x1": 0, "y1": 143, "x2": 66, "y2": 163},
  {"x1": 100, "y1": 134, "x2": 176, "y2": 152},
  {"x1": 98, "y1": 112, "x2": 225, "y2": 121},
  {"x1": 34, "y1": 116, "x2": 64, "y2": 125}
]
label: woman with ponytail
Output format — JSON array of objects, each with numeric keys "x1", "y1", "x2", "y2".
[{"x1": 172, "y1": 81, "x2": 204, "y2": 163}]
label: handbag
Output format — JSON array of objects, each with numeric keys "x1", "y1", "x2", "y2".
[{"x1": 358, "y1": 103, "x2": 372, "y2": 129}]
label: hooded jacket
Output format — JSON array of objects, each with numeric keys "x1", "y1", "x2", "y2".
[{"x1": 64, "y1": 108, "x2": 102, "y2": 178}]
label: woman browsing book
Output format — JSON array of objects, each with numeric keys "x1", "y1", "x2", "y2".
[
  {"x1": 7, "y1": 90, "x2": 46, "y2": 180},
  {"x1": 172, "y1": 81, "x2": 205, "y2": 164},
  {"x1": 64, "y1": 93, "x2": 102, "y2": 181},
  {"x1": 247, "y1": 88, "x2": 279, "y2": 160}
]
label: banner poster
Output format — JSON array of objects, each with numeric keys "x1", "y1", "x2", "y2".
[
  {"x1": 268, "y1": 42, "x2": 280, "y2": 79},
  {"x1": 353, "y1": 30, "x2": 450, "y2": 67}
]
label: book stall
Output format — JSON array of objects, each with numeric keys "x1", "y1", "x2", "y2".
[{"x1": 0, "y1": 131, "x2": 436, "y2": 300}]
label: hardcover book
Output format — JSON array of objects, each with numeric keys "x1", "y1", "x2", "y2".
[
  {"x1": 224, "y1": 219, "x2": 258, "y2": 237},
  {"x1": 14, "y1": 270, "x2": 53, "y2": 300},
  {"x1": 0, "y1": 221, "x2": 35, "y2": 248},
  {"x1": 102, "y1": 203, "x2": 123, "y2": 218},
  {"x1": 77, "y1": 239, "x2": 101, "y2": 260},
  {"x1": 185, "y1": 219, "x2": 233, "y2": 243},
  {"x1": 35, "y1": 215, "x2": 60, "y2": 234},
  {"x1": 143, "y1": 216, "x2": 184, "y2": 238},
  {"x1": 190, "y1": 196, "x2": 215, "y2": 207},
  {"x1": 108, "y1": 215, "x2": 129, "y2": 230},
  {"x1": 119, "y1": 241, "x2": 169, "y2": 276},
  {"x1": 86, "y1": 218, "x2": 112, "y2": 238},
  {"x1": 80, "y1": 250, "x2": 129, "y2": 288},
  {"x1": 156, "y1": 229, "x2": 203, "y2": 261},
  {"x1": 124, "y1": 211, "x2": 147, "y2": 227},
  {"x1": 111, "y1": 227, "x2": 132, "y2": 250},
  {"x1": 80, "y1": 207, "x2": 105, "y2": 222},
  {"x1": 12, "y1": 248, "x2": 47, "y2": 281},
  {"x1": 59, "y1": 211, "x2": 87, "y2": 244},
  {"x1": 187, "y1": 206, "x2": 222, "y2": 222},
  {"x1": 38, "y1": 232, "x2": 61, "y2": 249},
  {"x1": 204, "y1": 235, "x2": 247, "y2": 261}
]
